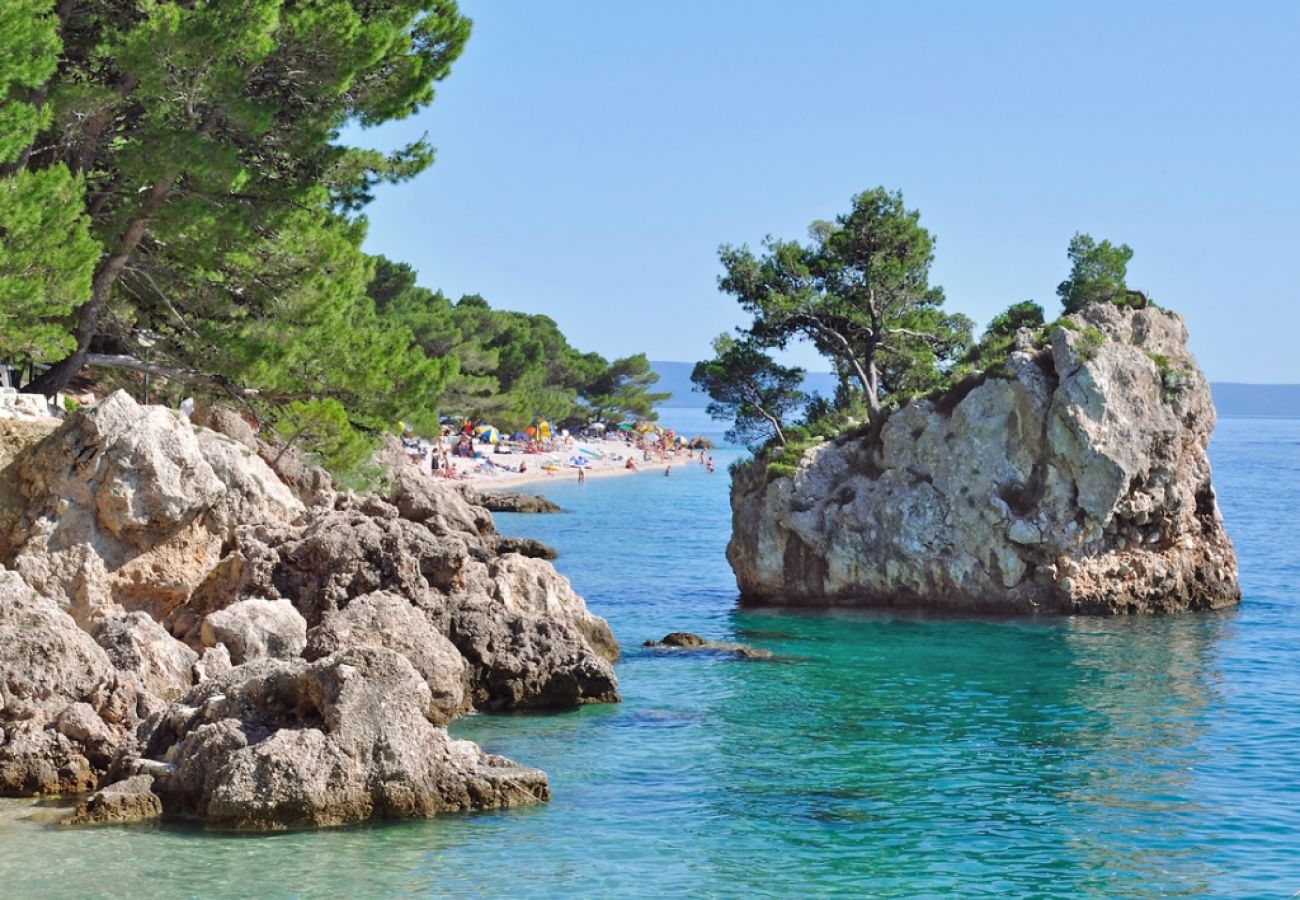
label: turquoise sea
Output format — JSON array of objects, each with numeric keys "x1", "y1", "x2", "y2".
[{"x1": 2, "y1": 408, "x2": 1297, "y2": 897}]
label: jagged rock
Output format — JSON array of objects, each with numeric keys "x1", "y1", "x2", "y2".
[
  {"x1": 0, "y1": 392, "x2": 621, "y2": 826},
  {"x1": 0, "y1": 391, "x2": 300, "y2": 626},
  {"x1": 304, "y1": 591, "x2": 469, "y2": 725},
  {"x1": 141, "y1": 648, "x2": 549, "y2": 829},
  {"x1": 193, "y1": 644, "x2": 233, "y2": 683},
  {"x1": 0, "y1": 569, "x2": 140, "y2": 795},
  {"x1": 94, "y1": 612, "x2": 197, "y2": 702},
  {"x1": 462, "y1": 488, "x2": 562, "y2": 514},
  {"x1": 61, "y1": 774, "x2": 162, "y2": 826},
  {"x1": 390, "y1": 463, "x2": 495, "y2": 538},
  {"x1": 199, "y1": 597, "x2": 307, "y2": 665},
  {"x1": 191, "y1": 405, "x2": 257, "y2": 449},
  {"x1": 643, "y1": 631, "x2": 773, "y2": 660},
  {"x1": 452, "y1": 554, "x2": 619, "y2": 709},
  {"x1": 728, "y1": 305, "x2": 1240, "y2": 614}
]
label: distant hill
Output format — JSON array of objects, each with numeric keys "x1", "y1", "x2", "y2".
[
  {"x1": 1209, "y1": 383, "x2": 1300, "y2": 418},
  {"x1": 652, "y1": 361, "x2": 1300, "y2": 418},
  {"x1": 650, "y1": 361, "x2": 837, "y2": 408}
]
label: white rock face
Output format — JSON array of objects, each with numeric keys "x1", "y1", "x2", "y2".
[
  {"x1": 200, "y1": 597, "x2": 308, "y2": 664},
  {"x1": 0, "y1": 391, "x2": 301, "y2": 626},
  {"x1": 728, "y1": 305, "x2": 1240, "y2": 614}
]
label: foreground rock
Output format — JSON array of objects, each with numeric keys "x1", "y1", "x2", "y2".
[
  {"x1": 0, "y1": 391, "x2": 619, "y2": 827},
  {"x1": 0, "y1": 391, "x2": 301, "y2": 627},
  {"x1": 304, "y1": 591, "x2": 470, "y2": 725},
  {"x1": 139, "y1": 648, "x2": 548, "y2": 829},
  {"x1": 0, "y1": 568, "x2": 141, "y2": 795},
  {"x1": 61, "y1": 774, "x2": 162, "y2": 826},
  {"x1": 730, "y1": 305, "x2": 1240, "y2": 614},
  {"x1": 643, "y1": 631, "x2": 773, "y2": 660}
]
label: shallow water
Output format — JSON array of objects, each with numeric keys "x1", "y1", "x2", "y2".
[{"x1": 2, "y1": 410, "x2": 1297, "y2": 897}]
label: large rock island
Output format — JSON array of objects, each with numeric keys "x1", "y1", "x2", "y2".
[
  {"x1": 0, "y1": 392, "x2": 618, "y2": 828},
  {"x1": 728, "y1": 305, "x2": 1240, "y2": 614}
]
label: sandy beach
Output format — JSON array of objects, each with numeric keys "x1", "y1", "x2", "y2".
[{"x1": 412, "y1": 432, "x2": 715, "y2": 491}]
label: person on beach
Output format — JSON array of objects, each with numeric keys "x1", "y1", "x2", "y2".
[
  {"x1": 665, "y1": 465, "x2": 671, "y2": 477},
  {"x1": 578, "y1": 467, "x2": 586, "y2": 484},
  {"x1": 625, "y1": 457, "x2": 637, "y2": 471}
]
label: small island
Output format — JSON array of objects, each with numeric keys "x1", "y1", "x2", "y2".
[{"x1": 694, "y1": 190, "x2": 1239, "y2": 614}]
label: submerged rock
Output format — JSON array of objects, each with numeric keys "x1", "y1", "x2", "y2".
[
  {"x1": 729, "y1": 305, "x2": 1239, "y2": 614},
  {"x1": 61, "y1": 774, "x2": 162, "y2": 827},
  {"x1": 463, "y1": 488, "x2": 562, "y2": 514},
  {"x1": 643, "y1": 631, "x2": 774, "y2": 660}
]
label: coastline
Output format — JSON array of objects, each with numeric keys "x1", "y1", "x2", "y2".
[{"x1": 421, "y1": 434, "x2": 715, "y2": 491}]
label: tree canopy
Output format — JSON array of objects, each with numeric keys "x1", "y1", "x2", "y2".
[
  {"x1": 717, "y1": 187, "x2": 970, "y2": 429},
  {"x1": 1057, "y1": 233, "x2": 1138, "y2": 314},
  {"x1": 582, "y1": 354, "x2": 670, "y2": 425},
  {"x1": 0, "y1": 2, "x2": 668, "y2": 476},
  {"x1": 364, "y1": 256, "x2": 667, "y2": 432},
  {"x1": 691, "y1": 334, "x2": 804, "y2": 448},
  {"x1": 0, "y1": 1, "x2": 98, "y2": 373},
  {"x1": 5, "y1": 0, "x2": 469, "y2": 400}
]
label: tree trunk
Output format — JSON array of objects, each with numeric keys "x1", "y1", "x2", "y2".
[{"x1": 26, "y1": 179, "x2": 172, "y2": 397}]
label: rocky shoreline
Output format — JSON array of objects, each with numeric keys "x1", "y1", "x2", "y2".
[
  {"x1": 0, "y1": 392, "x2": 618, "y2": 829},
  {"x1": 728, "y1": 305, "x2": 1241, "y2": 614}
]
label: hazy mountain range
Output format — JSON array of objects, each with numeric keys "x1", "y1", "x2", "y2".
[{"x1": 650, "y1": 362, "x2": 1300, "y2": 418}]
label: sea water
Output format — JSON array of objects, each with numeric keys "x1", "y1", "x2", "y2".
[{"x1": 2, "y1": 409, "x2": 1297, "y2": 897}]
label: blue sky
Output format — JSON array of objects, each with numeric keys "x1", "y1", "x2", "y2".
[{"x1": 350, "y1": 1, "x2": 1300, "y2": 382}]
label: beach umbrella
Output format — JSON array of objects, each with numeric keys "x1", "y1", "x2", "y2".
[
  {"x1": 525, "y1": 425, "x2": 537, "y2": 438},
  {"x1": 617, "y1": 423, "x2": 634, "y2": 431},
  {"x1": 511, "y1": 431, "x2": 528, "y2": 441},
  {"x1": 672, "y1": 435, "x2": 689, "y2": 448},
  {"x1": 590, "y1": 422, "x2": 607, "y2": 432},
  {"x1": 477, "y1": 427, "x2": 500, "y2": 444}
]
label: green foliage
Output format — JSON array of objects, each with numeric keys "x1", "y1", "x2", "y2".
[
  {"x1": 964, "y1": 301, "x2": 1045, "y2": 370},
  {"x1": 1077, "y1": 326, "x2": 1106, "y2": 361},
  {"x1": 0, "y1": 0, "x2": 60, "y2": 162},
  {"x1": 1147, "y1": 352, "x2": 1190, "y2": 403},
  {"x1": 1057, "y1": 233, "x2": 1137, "y2": 314},
  {"x1": 0, "y1": 166, "x2": 98, "y2": 365},
  {"x1": 9, "y1": 0, "x2": 471, "y2": 404},
  {"x1": 583, "y1": 354, "x2": 671, "y2": 424},
  {"x1": 716, "y1": 187, "x2": 970, "y2": 427},
  {"x1": 269, "y1": 398, "x2": 374, "y2": 481},
  {"x1": 691, "y1": 333, "x2": 805, "y2": 449},
  {"x1": 364, "y1": 256, "x2": 664, "y2": 434},
  {"x1": 0, "y1": 1, "x2": 100, "y2": 369}
]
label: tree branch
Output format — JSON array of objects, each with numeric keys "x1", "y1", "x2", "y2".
[{"x1": 84, "y1": 353, "x2": 260, "y2": 396}]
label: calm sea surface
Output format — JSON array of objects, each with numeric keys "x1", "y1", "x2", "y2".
[{"x1": 2, "y1": 408, "x2": 1297, "y2": 897}]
